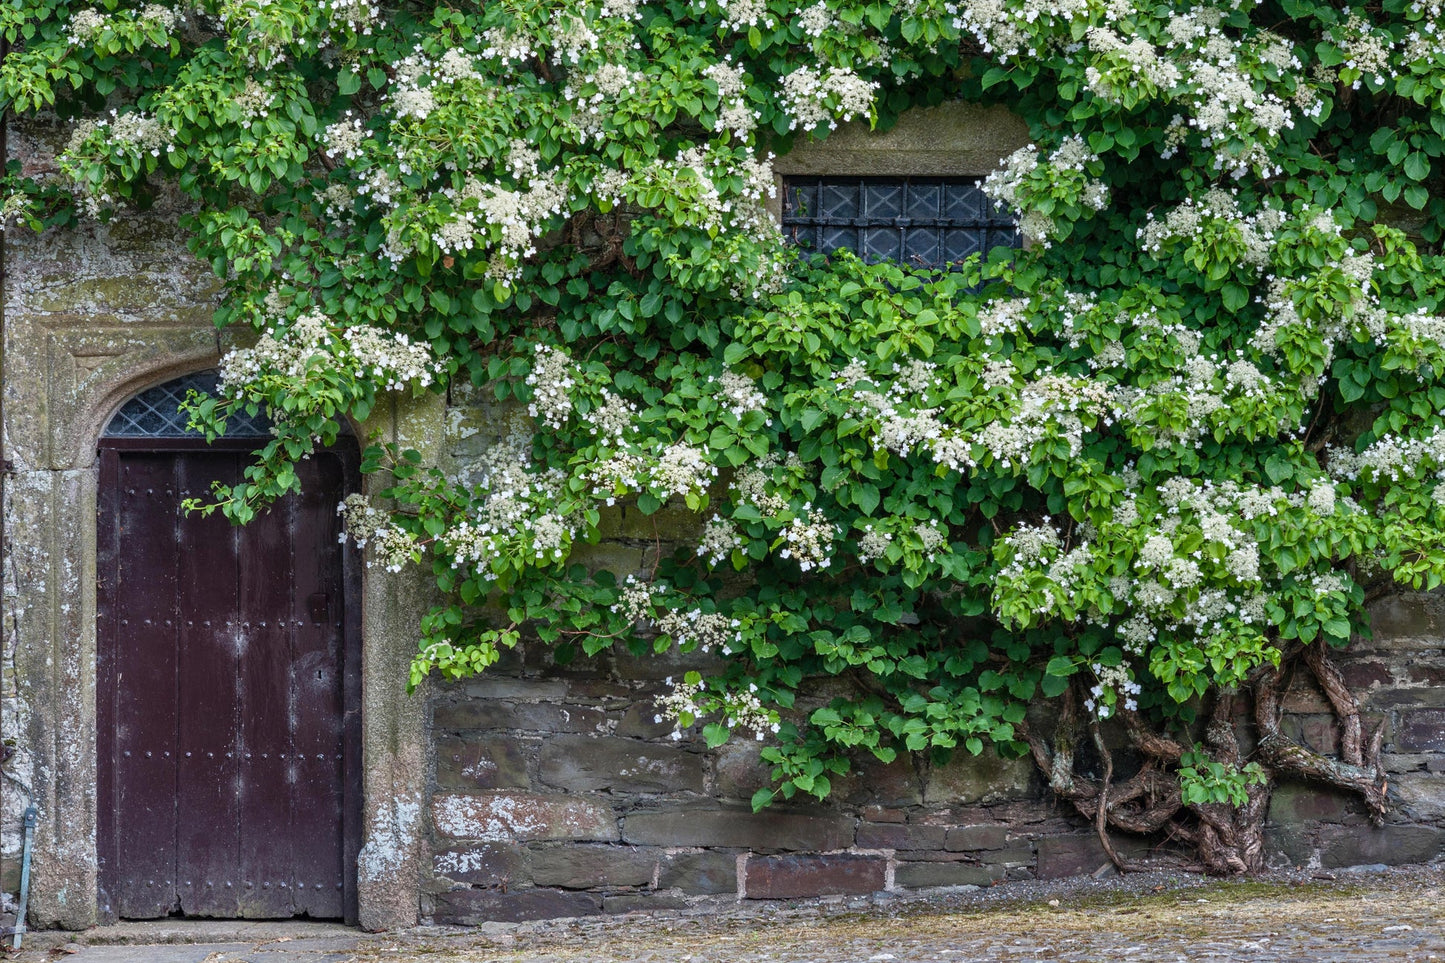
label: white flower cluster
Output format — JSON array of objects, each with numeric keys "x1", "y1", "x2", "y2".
[
  {"x1": 657, "y1": 608, "x2": 742, "y2": 653},
  {"x1": 714, "y1": 370, "x2": 770, "y2": 421},
  {"x1": 857, "y1": 524, "x2": 893, "y2": 564},
  {"x1": 1338, "y1": 14, "x2": 1395, "y2": 88},
  {"x1": 703, "y1": 59, "x2": 758, "y2": 136},
  {"x1": 525, "y1": 344, "x2": 577, "y2": 430},
  {"x1": 779, "y1": 66, "x2": 878, "y2": 132},
  {"x1": 1085, "y1": 27, "x2": 1181, "y2": 102},
  {"x1": 584, "y1": 388, "x2": 638, "y2": 443},
  {"x1": 337, "y1": 494, "x2": 420, "y2": 573},
  {"x1": 611, "y1": 574, "x2": 662, "y2": 624},
  {"x1": 968, "y1": 375, "x2": 1115, "y2": 471},
  {"x1": 952, "y1": 0, "x2": 1094, "y2": 62},
  {"x1": 1138, "y1": 189, "x2": 1282, "y2": 272},
  {"x1": 719, "y1": 684, "x2": 779, "y2": 740},
  {"x1": 233, "y1": 78, "x2": 277, "y2": 129},
  {"x1": 441, "y1": 430, "x2": 574, "y2": 579},
  {"x1": 66, "y1": 4, "x2": 179, "y2": 45},
  {"x1": 322, "y1": 113, "x2": 368, "y2": 160},
  {"x1": 731, "y1": 453, "x2": 795, "y2": 515},
  {"x1": 1163, "y1": 8, "x2": 1302, "y2": 176},
  {"x1": 1329, "y1": 428, "x2": 1445, "y2": 485},
  {"x1": 1085, "y1": 661, "x2": 1141, "y2": 719},
  {"x1": 653, "y1": 676, "x2": 705, "y2": 740},
  {"x1": 981, "y1": 138, "x2": 1108, "y2": 244},
  {"x1": 217, "y1": 310, "x2": 437, "y2": 398},
  {"x1": 585, "y1": 442, "x2": 717, "y2": 505},
  {"x1": 654, "y1": 443, "x2": 718, "y2": 500},
  {"x1": 698, "y1": 515, "x2": 743, "y2": 566},
  {"x1": 779, "y1": 506, "x2": 836, "y2": 571}
]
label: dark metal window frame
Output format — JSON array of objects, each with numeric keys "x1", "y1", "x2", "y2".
[
  {"x1": 781, "y1": 175, "x2": 1020, "y2": 269},
  {"x1": 103, "y1": 370, "x2": 273, "y2": 440}
]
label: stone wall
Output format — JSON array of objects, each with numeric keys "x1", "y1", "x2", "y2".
[
  {"x1": 4, "y1": 100, "x2": 1445, "y2": 929},
  {"x1": 419, "y1": 390, "x2": 1445, "y2": 925}
]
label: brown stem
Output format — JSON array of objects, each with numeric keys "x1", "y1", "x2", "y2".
[{"x1": 1301, "y1": 642, "x2": 1363, "y2": 767}]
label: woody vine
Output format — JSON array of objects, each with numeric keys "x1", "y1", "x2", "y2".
[{"x1": 5, "y1": 0, "x2": 1444, "y2": 873}]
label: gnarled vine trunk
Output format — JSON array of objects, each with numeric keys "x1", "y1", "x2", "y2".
[{"x1": 1019, "y1": 642, "x2": 1389, "y2": 874}]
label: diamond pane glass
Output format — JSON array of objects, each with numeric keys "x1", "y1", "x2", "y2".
[
  {"x1": 104, "y1": 370, "x2": 274, "y2": 439},
  {"x1": 781, "y1": 176, "x2": 1021, "y2": 270}
]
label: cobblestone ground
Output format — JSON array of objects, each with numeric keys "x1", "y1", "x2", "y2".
[
  {"x1": 352, "y1": 866, "x2": 1445, "y2": 963},
  {"x1": 14, "y1": 864, "x2": 1445, "y2": 963}
]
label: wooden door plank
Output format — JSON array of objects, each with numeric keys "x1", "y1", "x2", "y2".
[
  {"x1": 237, "y1": 470, "x2": 299, "y2": 918},
  {"x1": 112, "y1": 453, "x2": 182, "y2": 919},
  {"x1": 174, "y1": 453, "x2": 243, "y2": 917},
  {"x1": 288, "y1": 454, "x2": 347, "y2": 919}
]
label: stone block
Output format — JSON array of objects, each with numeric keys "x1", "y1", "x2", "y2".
[
  {"x1": 529, "y1": 845, "x2": 660, "y2": 889},
  {"x1": 1268, "y1": 781, "x2": 1357, "y2": 825},
  {"x1": 433, "y1": 700, "x2": 607, "y2": 734},
  {"x1": 435, "y1": 735, "x2": 532, "y2": 791},
  {"x1": 1033, "y1": 836, "x2": 1100, "y2": 879},
  {"x1": 432, "y1": 845, "x2": 529, "y2": 886},
  {"x1": 745, "y1": 854, "x2": 886, "y2": 899},
  {"x1": 861, "y1": 807, "x2": 906, "y2": 824},
  {"x1": 713, "y1": 741, "x2": 773, "y2": 800},
  {"x1": 616, "y1": 702, "x2": 678, "y2": 739},
  {"x1": 945, "y1": 825, "x2": 1012, "y2": 852},
  {"x1": 923, "y1": 750, "x2": 1035, "y2": 805},
  {"x1": 1397, "y1": 710, "x2": 1445, "y2": 752},
  {"x1": 538, "y1": 735, "x2": 706, "y2": 793},
  {"x1": 1263, "y1": 825, "x2": 1316, "y2": 867},
  {"x1": 1320, "y1": 824, "x2": 1441, "y2": 868},
  {"x1": 855, "y1": 823, "x2": 946, "y2": 851},
  {"x1": 894, "y1": 861, "x2": 1002, "y2": 889},
  {"x1": 1368, "y1": 594, "x2": 1443, "y2": 644},
  {"x1": 433, "y1": 793, "x2": 619, "y2": 843},
  {"x1": 1406, "y1": 663, "x2": 1445, "y2": 685},
  {"x1": 1280, "y1": 714, "x2": 1341, "y2": 756},
  {"x1": 658, "y1": 851, "x2": 740, "y2": 895},
  {"x1": 1392, "y1": 772, "x2": 1445, "y2": 822},
  {"x1": 603, "y1": 893, "x2": 690, "y2": 913},
  {"x1": 622, "y1": 809, "x2": 854, "y2": 851},
  {"x1": 459, "y1": 678, "x2": 571, "y2": 701},
  {"x1": 834, "y1": 755, "x2": 923, "y2": 807},
  {"x1": 1340, "y1": 660, "x2": 1393, "y2": 689},
  {"x1": 432, "y1": 887, "x2": 602, "y2": 924}
]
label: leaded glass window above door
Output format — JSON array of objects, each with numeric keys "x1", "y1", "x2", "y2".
[
  {"x1": 103, "y1": 370, "x2": 273, "y2": 439},
  {"x1": 781, "y1": 176, "x2": 1020, "y2": 268}
]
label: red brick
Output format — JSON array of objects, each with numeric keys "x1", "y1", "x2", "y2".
[{"x1": 745, "y1": 854, "x2": 886, "y2": 899}]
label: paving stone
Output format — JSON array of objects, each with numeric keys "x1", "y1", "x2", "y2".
[
  {"x1": 621, "y1": 809, "x2": 854, "y2": 851},
  {"x1": 745, "y1": 854, "x2": 886, "y2": 899},
  {"x1": 538, "y1": 735, "x2": 706, "y2": 793},
  {"x1": 431, "y1": 887, "x2": 602, "y2": 924},
  {"x1": 435, "y1": 734, "x2": 532, "y2": 791},
  {"x1": 529, "y1": 845, "x2": 660, "y2": 889}
]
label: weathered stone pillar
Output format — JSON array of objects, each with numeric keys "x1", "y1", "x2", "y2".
[{"x1": 354, "y1": 392, "x2": 444, "y2": 931}]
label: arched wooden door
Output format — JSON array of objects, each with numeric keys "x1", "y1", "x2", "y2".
[{"x1": 95, "y1": 373, "x2": 361, "y2": 922}]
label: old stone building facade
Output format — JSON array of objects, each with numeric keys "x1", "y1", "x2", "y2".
[{"x1": 3, "y1": 102, "x2": 1444, "y2": 931}]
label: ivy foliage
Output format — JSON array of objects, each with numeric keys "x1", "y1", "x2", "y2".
[{"x1": 6, "y1": 0, "x2": 1445, "y2": 825}]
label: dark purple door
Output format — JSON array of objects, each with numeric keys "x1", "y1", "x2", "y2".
[{"x1": 97, "y1": 443, "x2": 360, "y2": 922}]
